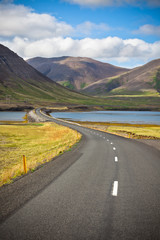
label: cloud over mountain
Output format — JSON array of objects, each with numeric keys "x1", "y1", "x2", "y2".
[
  {"x1": 2, "y1": 36, "x2": 160, "y2": 64},
  {"x1": 0, "y1": 2, "x2": 160, "y2": 67}
]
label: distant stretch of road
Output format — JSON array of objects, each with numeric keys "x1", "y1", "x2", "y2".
[{"x1": 0, "y1": 108, "x2": 160, "y2": 240}]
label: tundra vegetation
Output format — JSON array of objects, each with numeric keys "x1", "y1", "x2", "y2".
[
  {"x1": 75, "y1": 121, "x2": 160, "y2": 139},
  {"x1": 0, "y1": 122, "x2": 81, "y2": 186}
]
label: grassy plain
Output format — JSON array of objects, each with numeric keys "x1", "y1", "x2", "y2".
[
  {"x1": 76, "y1": 121, "x2": 160, "y2": 139},
  {"x1": 0, "y1": 88, "x2": 160, "y2": 111},
  {"x1": 107, "y1": 125, "x2": 160, "y2": 139},
  {"x1": 0, "y1": 122, "x2": 81, "y2": 186}
]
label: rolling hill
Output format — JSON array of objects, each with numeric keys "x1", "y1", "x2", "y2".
[
  {"x1": 0, "y1": 44, "x2": 159, "y2": 111},
  {"x1": 27, "y1": 56, "x2": 129, "y2": 91},
  {"x1": 0, "y1": 44, "x2": 98, "y2": 106},
  {"x1": 82, "y1": 59, "x2": 160, "y2": 96}
]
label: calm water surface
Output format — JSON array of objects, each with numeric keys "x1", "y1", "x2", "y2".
[
  {"x1": 51, "y1": 111, "x2": 160, "y2": 125},
  {"x1": 0, "y1": 111, "x2": 26, "y2": 121},
  {"x1": 0, "y1": 111, "x2": 160, "y2": 125}
]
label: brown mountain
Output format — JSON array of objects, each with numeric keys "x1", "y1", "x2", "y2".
[
  {"x1": 27, "y1": 56, "x2": 129, "y2": 91},
  {"x1": 0, "y1": 44, "x2": 95, "y2": 105},
  {"x1": 82, "y1": 59, "x2": 160, "y2": 95}
]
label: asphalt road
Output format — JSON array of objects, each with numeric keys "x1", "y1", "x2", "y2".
[{"x1": 0, "y1": 109, "x2": 160, "y2": 240}]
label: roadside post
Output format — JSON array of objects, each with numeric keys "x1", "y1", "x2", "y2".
[{"x1": 23, "y1": 155, "x2": 27, "y2": 174}]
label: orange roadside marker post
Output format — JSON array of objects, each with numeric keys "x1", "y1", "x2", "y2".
[{"x1": 23, "y1": 155, "x2": 27, "y2": 174}]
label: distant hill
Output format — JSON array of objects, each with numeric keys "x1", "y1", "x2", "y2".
[
  {"x1": 82, "y1": 59, "x2": 160, "y2": 96},
  {"x1": 0, "y1": 44, "x2": 96, "y2": 105},
  {"x1": 0, "y1": 44, "x2": 159, "y2": 111},
  {"x1": 27, "y1": 56, "x2": 129, "y2": 91}
]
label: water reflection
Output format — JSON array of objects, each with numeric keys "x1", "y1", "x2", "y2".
[{"x1": 51, "y1": 111, "x2": 160, "y2": 125}]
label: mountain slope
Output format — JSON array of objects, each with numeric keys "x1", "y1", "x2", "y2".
[
  {"x1": 82, "y1": 59, "x2": 160, "y2": 96},
  {"x1": 0, "y1": 44, "x2": 159, "y2": 111},
  {"x1": 0, "y1": 44, "x2": 96, "y2": 105},
  {"x1": 27, "y1": 56, "x2": 129, "y2": 91}
]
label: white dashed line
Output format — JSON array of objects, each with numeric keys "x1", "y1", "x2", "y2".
[
  {"x1": 115, "y1": 156, "x2": 118, "y2": 162},
  {"x1": 103, "y1": 137, "x2": 105, "y2": 139},
  {"x1": 112, "y1": 181, "x2": 118, "y2": 196},
  {"x1": 113, "y1": 147, "x2": 116, "y2": 150},
  {"x1": 107, "y1": 139, "x2": 109, "y2": 142},
  {"x1": 111, "y1": 142, "x2": 113, "y2": 145}
]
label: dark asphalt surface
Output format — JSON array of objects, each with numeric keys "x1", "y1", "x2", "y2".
[{"x1": 0, "y1": 109, "x2": 160, "y2": 240}]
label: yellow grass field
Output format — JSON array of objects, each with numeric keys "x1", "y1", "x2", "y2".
[
  {"x1": 0, "y1": 122, "x2": 81, "y2": 186},
  {"x1": 76, "y1": 121, "x2": 160, "y2": 139},
  {"x1": 106, "y1": 125, "x2": 160, "y2": 139}
]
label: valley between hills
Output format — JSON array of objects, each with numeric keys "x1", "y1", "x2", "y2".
[{"x1": 0, "y1": 43, "x2": 160, "y2": 111}]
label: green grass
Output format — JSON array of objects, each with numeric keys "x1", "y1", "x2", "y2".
[
  {"x1": 0, "y1": 76, "x2": 160, "y2": 111},
  {"x1": 105, "y1": 78, "x2": 120, "y2": 92},
  {"x1": 80, "y1": 83, "x2": 87, "y2": 89},
  {"x1": 153, "y1": 68, "x2": 160, "y2": 92},
  {"x1": 101, "y1": 96, "x2": 160, "y2": 111},
  {"x1": 60, "y1": 80, "x2": 75, "y2": 90},
  {"x1": 108, "y1": 89, "x2": 159, "y2": 96}
]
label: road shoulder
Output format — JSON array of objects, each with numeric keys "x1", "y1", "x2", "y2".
[{"x1": 0, "y1": 134, "x2": 86, "y2": 223}]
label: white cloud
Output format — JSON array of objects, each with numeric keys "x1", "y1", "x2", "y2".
[
  {"x1": 64, "y1": 0, "x2": 112, "y2": 7},
  {"x1": 133, "y1": 24, "x2": 160, "y2": 36},
  {"x1": 74, "y1": 21, "x2": 110, "y2": 37},
  {"x1": 0, "y1": 3, "x2": 159, "y2": 67},
  {"x1": 0, "y1": 3, "x2": 111, "y2": 40},
  {"x1": 1, "y1": 36, "x2": 160, "y2": 65},
  {"x1": 63, "y1": 0, "x2": 160, "y2": 7},
  {"x1": 0, "y1": 3, "x2": 73, "y2": 39}
]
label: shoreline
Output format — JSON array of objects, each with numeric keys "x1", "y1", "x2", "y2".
[
  {"x1": 69, "y1": 119, "x2": 160, "y2": 137},
  {"x1": 70, "y1": 120, "x2": 160, "y2": 151},
  {"x1": 63, "y1": 120, "x2": 160, "y2": 128},
  {"x1": 1, "y1": 110, "x2": 160, "y2": 140},
  {"x1": 0, "y1": 112, "x2": 159, "y2": 153},
  {"x1": 0, "y1": 120, "x2": 159, "y2": 127},
  {"x1": 0, "y1": 104, "x2": 160, "y2": 112}
]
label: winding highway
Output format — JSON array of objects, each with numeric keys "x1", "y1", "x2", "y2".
[{"x1": 0, "y1": 109, "x2": 160, "y2": 240}]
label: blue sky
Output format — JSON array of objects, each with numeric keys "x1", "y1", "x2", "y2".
[{"x1": 0, "y1": 0, "x2": 160, "y2": 67}]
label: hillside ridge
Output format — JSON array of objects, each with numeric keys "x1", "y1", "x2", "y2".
[
  {"x1": 82, "y1": 58, "x2": 160, "y2": 95},
  {"x1": 27, "y1": 56, "x2": 129, "y2": 91},
  {"x1": 0, "y1": 44, "x2": 95, "y2": 106}
]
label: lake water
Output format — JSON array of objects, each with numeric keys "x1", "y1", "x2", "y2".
[
  {"x1": 51, "y1": 111, "x2": 160, "y2": 125},
  {"x1": 0, "y1": 111, "x2": 160, "y2": 125},
  {"x1": 0, "y1": 111, "x2": 26, "y2": 121}
]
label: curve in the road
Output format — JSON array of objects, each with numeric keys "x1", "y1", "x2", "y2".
[{"x1": 0, "y1": 108, "x2": 160, "y2": 240}]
